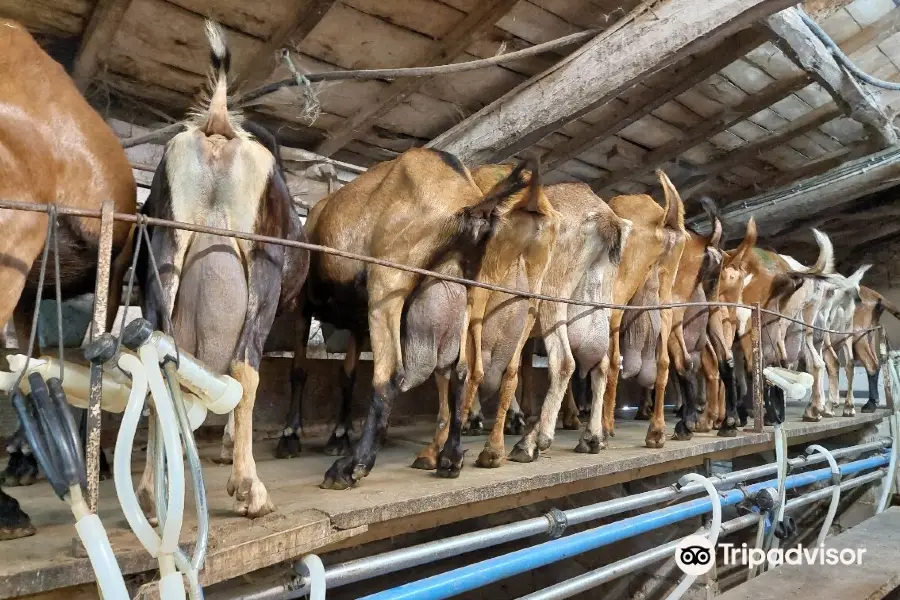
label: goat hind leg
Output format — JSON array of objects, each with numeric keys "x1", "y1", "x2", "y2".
[
  {"x1": 646, "y1": 311, "x2": 674, "y2": 448},
  {"x1": 575, "y1": 356, "x2": 609, "y2": 453},
  {"x1": 412, "y1": 372, "x2": 450, "y2": 471},
  {"x1": 276, "y1": 307, "x2": 311, "y2": 459},
  {"x1": 325, "y1": 335, "x2": 359, "y2": 456}
]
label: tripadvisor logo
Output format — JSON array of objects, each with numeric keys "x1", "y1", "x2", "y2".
[{"x1": 674, "y1": 535, "x2": 867, "y2": 574}]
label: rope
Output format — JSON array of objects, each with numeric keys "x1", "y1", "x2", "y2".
[
  {"x1": 237, "y1": 28, "x2": 600, "y2": 105},
  {"x1": 798, "y1": 8, "x2": 900, "y2": 91},
  {"x1": 0, "y1": 198, "x2": 880, "y2": 338}
]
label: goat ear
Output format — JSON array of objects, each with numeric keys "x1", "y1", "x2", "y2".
[{"x1": 656, "y1": 169, "x2": 685, "y2": 233}]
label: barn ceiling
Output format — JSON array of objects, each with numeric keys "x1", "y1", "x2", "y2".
[{"x1": 4, "y1": 0, "x2": 900, "y2": 279}]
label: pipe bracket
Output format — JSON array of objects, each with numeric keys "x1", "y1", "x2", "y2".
[{"x1": 545, "y1": 508, "x2": 568, "y2": 539}]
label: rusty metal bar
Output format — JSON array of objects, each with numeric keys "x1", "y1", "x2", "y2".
[
  {"x1": 86, "y1": 200, "x2": 115, "y2": 512},
  {"x1": 0, "y1": 198, "x2": 877, "y2": 338},
  {"x1": 751, "y1": 302, "x2": 765, "y2": 433}
]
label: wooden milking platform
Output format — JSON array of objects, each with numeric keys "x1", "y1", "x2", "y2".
[{"x1": 0, "y1": 406, "x2": 889, "y2": 599}]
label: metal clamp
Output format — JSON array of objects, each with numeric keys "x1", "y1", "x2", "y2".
[{"x1": 545, "y1": 508, "x2": 568, "y2": 539}]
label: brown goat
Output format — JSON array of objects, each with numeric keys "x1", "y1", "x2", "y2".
[
  {"x1": 696, "y1": 219, "x2": 758, "y2": 433},
  {"x1": 306, "y1": 148, "x2": 550, "y2": 488},
  {"x1": 0, "y1": 20, "x2": 136, "y2": 539},
  {"x1": 855, "y1": 286, "x2": 900, "y2": 413},
  {"x1": 601, "y1": 172, "x2": 687, "y2": 448}
]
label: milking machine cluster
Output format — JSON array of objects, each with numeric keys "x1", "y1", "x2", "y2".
[{"x1": 2, "y1": 318, "x2": 242, "y2": 599}]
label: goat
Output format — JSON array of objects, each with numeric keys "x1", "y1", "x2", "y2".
[
  {"x1": 856, "y1": 286, "x2": 900, "y2": 413},
  {"x1": 695, "y1": 218, "x2": 758, "y2": 433},
  {"x1": 600, "y1": 172, "x2": 688, "y2": 448},
  {"x1": 301, "y1": 147, "x2": 550, "y2": 489},
  {"x1": 136, "y1": 21, "x2": 308, "y2": 518},
  {"x1": 820, "y1": 265, "x2": 871, "y2": 418},
  {"x1": 727, "y1": 231, "x2": 834, "y2": 430},
  {"x1": 0, "y1": 20, "x2": 137, "y2": 540}
]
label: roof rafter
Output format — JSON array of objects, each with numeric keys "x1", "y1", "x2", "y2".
[
  {"x1": 71, "y1": 0, "x2": 135, "y2": 91},
  {"x1": 313, "y1": 0, "x2": 521, "y2": 157}
]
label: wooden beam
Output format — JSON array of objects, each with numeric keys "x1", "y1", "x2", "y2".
[
  {"x1": 591, "y1": 75, "x2": 809, "y2": 194},
  {"x1": 71, "y1": 0, "x2": 135, "y2": 91},
  {"x1": 234, "y1": 0, "x2": 336, "y2": 91},
  {"x1": 591, "y1": 13, "x2": 900, "y2": 195},
  {"x1": 313, "y1": 0, "x2": 520, "y2": 157},
  {"x1": 675, "y1": 101, "x2": 842, "y2": 195},
  {"x1": 427, "y1": 0, "x2": 797, "y2": 166},
  {"x1": 541, "y1": 29, "x2": 765, "y2": 172},
  {"x1": 765, "y1": 7, "x2": 899, "y2": 148}
]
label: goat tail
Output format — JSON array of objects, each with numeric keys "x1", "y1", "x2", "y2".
[
  {"x1": 807, "y1": 228, "x2": 835, "y2": 275},
  {"x1": 699, "y1": 196, "x2": 723, "y2": 249},
  {"x1": 656, "y1": 169, "x2": 686, "y2": 234},
  {"x1": 196, "y1": 20, "x2": 238, "y2": 138},
  {"x1": 880, "y1": 296, "x2": 900, "y2": 322},
  {"x1": 847, "y1": 264, "x2": 872, "y2": 288},
  {"x1": 610, "y1": 216, "x2": 632, "y2": 266}
]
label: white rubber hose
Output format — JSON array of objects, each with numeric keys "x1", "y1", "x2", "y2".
[
  {"x1": 805, "y1": 444, "x2": 841, "y2": 546},
  {"x1": 663, "y1": 473, "x2": 722, "y2": 600},
  {"x1": 301, "y1": 554, "x2": 326, "y2": 600}
]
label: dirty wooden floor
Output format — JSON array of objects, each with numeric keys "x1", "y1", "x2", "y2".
[{"x1": 0, "y1": 405, "x2": 888, "y2": 599}]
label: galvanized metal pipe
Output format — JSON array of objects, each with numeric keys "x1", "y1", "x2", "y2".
[
  {"x1": 359, "y1": 454, "x2": 888, "y2": 600},
  {"x1": 245, "y1": 439, "x2": 889, "y2": 600},
  {"x1": 518, "y1": 468, "x2": 887, "y2": 600}
]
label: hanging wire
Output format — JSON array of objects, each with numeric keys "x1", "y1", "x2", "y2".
[
  {"x1": 11, "y1": 206, "x2": 57, "y2": 395},
  {"x1": 112, "y1": 221, "x2": 145, "y2": 359},
  {"x1": 798, "y1": 7, "x2": 900, "y2": 91},
  {"x1": 50, "y1": 205, "x2": 64, "y2": 383}
]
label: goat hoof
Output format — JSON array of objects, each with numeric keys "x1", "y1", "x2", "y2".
[
  {"x1": 1, "y1": 452, "x2": 25, "y2": 487},
  {"x1": 536, "y1": 433, "x2": 553, "y2": 451},
  {"x1": 436, "y1": 447, "x2": 465, "y2": 478},
  {"x1": 462, "y1": 414, "x2": 485, "y2": 436},
  {"x1": 634, "y1": 410, "x2": 650, "y2": 421},
  {"x1": 508, "y1": 442, "x2": 538, "y2": 463},
  {"x1": 672, "y1": 421, "x2": 693, "y2": 441},
  {"x1": 475, "y1": 447, "x2": 504, "y2": 469},
  {"x1": 717, "y1": 424, "x2": 737, "y2": 438},
  {"x1": 320, "y1": 456, "x2": 361, "y2": 490},
  {"x1": 0, "y1": 494, "x2": 35, "y2": 541},
  {"x1": 695, "y1": 417, "x2": 714, "y2": 433},
  {"x1": 324, "y1": 432, "x2": 352, "y2": 457},
  {"x1": 561, "y1": 414, "x2": 581, "y2": 431},
  {"x1": 713, "y1": 419, "x2": 724, "y2": 430},
  {"x1": 411, "y1": 454, "x2": 437, "y2": 471},
  {"x1": 801, "y1": 408, "x2": 822, "y2": 423},
  {"x1": 505, "y1": 410, "x2": 526, "y2": 435},
  {"x1": 228, "y1": 475, "x2": 275, "y2": 518},
  {"x1": 861, "y1": 400, "x2": 878, "y2": 413},
  {"x1": 843, "y1": 406, "x2": 856, "y2": 418},
  {"x1": 645, "y1": 427, "x2": 666, "y2": 449},
  {"x1": 275, "y1": 432, "x2": 302, "y2": 459},
  {"x1": 574, "y1": 432, "x2": 605, "y2": 454}
]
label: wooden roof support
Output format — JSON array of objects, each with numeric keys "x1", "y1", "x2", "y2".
[
  {"x1": 71, "y1": 0, "x2": 135, "y2": 91},
  {"x1": 234, "y1": 0, "x2": 337, "y2": 91},
  {"x1": 312, "y1": 0, "x2": 520, "y2": 157},
  {"x1": 591, "y1": 75, "x2": 809, "y2": 194},
  {"x1": 426, "y1": 0, "x2": 797, "y2": 166},
  {"x1": 765, "y1": 6, "x2": 899, "y2": 149},
  {"x1": 674, "y1": 102, "x2": 842, "y2": 197},
  {"x1": 540, "y1": 29, "x2": 765, "y2": 173}
]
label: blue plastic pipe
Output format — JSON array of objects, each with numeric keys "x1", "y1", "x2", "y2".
[{"x1": 362, "y1": 453, "x2": 889, "y2": 600}]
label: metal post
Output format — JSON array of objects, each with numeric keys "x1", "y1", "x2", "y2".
[
  {"x1": 86, "y1": 200, "x2": 115, "y2": 512},
  {"x1": 750, "y1": 302, "x2": 765, "y2": 433}
]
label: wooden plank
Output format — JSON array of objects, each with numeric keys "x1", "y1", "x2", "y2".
[
  {"x1": 718, "y1": 507, "x2": 900, "y2": 600},
  {"x1": 71, "y1": 0, "x2": 135, "y2": 91},
  {"x1": 765, "y1": 6, "x2": 899, "y2": 148},
  {"x1": 312, "y1": 0, "x2": 519, "y2": 157},
  {"x1": 234, "y1": 0, "x2": 336, "y2": 90},
  {"x1": 427, "y1": 0, "x2": 798, "y2": 166},
  {"x1": 675, "y1": 102, "x2": 842, "y2": 196},
  {"x1": 541, "y1": 29, "x2": 764, "y2": 172},
  {"x1": 591, "y1": 75, "x2": 809, "y2": 193}
]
